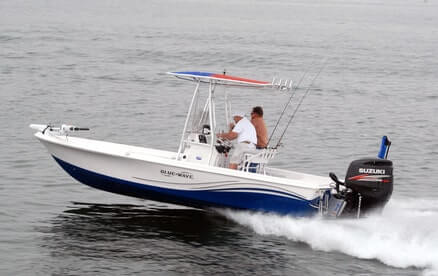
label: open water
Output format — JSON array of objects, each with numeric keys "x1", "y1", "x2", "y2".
[{"x1": 1, "y1": 0, "x2": 438, "y2": 275}]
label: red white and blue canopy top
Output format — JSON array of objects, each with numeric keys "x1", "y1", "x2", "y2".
[{"x1": 167, "y1": 71, "x2": 273, "y2": 87}]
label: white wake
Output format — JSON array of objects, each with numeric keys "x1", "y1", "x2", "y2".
[{"x1": 220, "y1": 198, "x2": 438, "y2": 275}]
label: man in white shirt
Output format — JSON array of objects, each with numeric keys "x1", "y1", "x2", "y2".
[{"x1": 217, "y1": 111, "x2": 257, "y2": 169}]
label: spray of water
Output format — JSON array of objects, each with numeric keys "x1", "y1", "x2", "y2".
[{"x1": 220, "y1": 198, "x2": 438, "y2": 275}]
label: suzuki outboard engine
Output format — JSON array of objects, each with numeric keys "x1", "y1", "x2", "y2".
[
  {"x1": 328, "y1": 136, "x2": 393, "y2": 218},
  {"x1": 343, "y1": 158, "x2": 393, "y2": 216}
]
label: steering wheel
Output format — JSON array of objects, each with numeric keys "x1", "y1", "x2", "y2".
[{"x1": 215, "y1": 137, "x2": 232, "y2": 153}]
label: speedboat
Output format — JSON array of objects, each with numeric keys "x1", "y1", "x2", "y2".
[{"x1": 30, "y1": 71, "x2": 393, "y2": 218}]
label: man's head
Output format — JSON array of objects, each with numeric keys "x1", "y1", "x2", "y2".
[
  {"x1": 232, "y1": 111, "x2": 245, "y2": 123},
  {"x1": 251, "y1": 106, "x2": 263, "y2": 119}
]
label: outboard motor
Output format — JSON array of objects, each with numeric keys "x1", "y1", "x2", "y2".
[
  {"x1": 328, "y1": 136, "x2": 393, "y2": 218},
  {"x1": 342, "y1": 158, "x2": 393, "y2": 216}
]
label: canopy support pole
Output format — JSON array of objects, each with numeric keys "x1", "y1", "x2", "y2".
[
  {"x1": 224, "y1": 90, "x2": 231, "y2": 129},
  {"x1": 208, "y1": 81, "x2": 216, "y2": 165},
  {"x1": 177, "y1": 80, "x2": 200, "y2": 160}
]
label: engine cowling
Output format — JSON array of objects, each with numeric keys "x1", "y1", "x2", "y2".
[{"x1": 343, "y1": 158, "x2": 393, "y2": 215}]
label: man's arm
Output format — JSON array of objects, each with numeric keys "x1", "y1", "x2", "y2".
[{"x1": 217, "y1": 131, "x2": 238, "y2": 140}]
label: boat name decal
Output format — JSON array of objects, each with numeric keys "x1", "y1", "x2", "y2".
[
  {"x1": 358, "y1": 168, "x2": 386, "y2": 174},
  {"x1": 160, "y1": 169, "x2": 193, "y2": 179}
]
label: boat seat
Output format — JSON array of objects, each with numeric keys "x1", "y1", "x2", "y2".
[{"x1": 241, "y1": 148, "x2": 278, "y2": 174}]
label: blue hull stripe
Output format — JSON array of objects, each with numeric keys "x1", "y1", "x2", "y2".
[{"x1": 53, "y1": 156, "x2": 319, "y2": 216}]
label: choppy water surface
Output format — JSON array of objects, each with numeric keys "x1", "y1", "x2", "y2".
[{"x1": 1, "y1": 0, "x2": 438, "y2": 275}]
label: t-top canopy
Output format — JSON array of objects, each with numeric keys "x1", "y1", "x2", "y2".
[
  {"x1": 168, "y1": 71, "x2": 293, "y2": 90},
  {"x1": 168, "y1": 71, "x2": 273, "y2": 87}
]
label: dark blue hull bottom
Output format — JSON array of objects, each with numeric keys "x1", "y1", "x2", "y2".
[{"x1": 53, "y1": 156, "x2": 319, "y2": 216}]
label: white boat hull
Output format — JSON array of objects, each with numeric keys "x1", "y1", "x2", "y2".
[{"x1": 35, "y1": 131, "x2": 332, "y2": 216}]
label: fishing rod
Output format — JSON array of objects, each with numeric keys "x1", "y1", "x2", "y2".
[
  {"x1": 273, "y1": 58, "x2": 329, "y2": 149},
  {"x1": 267, "y1": 66, "x2": 314, "y2": 146}
]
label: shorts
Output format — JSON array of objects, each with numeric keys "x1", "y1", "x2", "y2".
[{"x1": 230, "y1": 143, "x2": 256, "y2": 164}]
